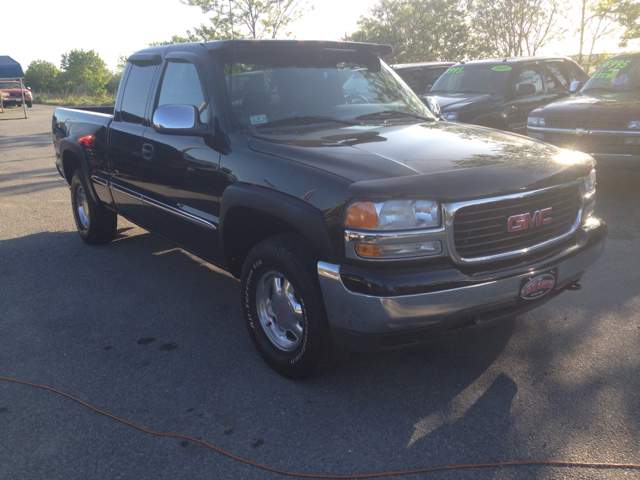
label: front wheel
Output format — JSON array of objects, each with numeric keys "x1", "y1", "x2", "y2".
[
  {"x1": 241, "y1": 234, "x2": 342, "y2": 380},
  {"x1": 26, "y1": 101, "x2": 32, "y2": 108},
  {"x1": 70, "y1": 169, "x2": 117, "y2": 245}
]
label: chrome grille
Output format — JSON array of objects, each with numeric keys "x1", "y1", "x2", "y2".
[
  {"x1": 545, "y1": 118, "x2": 627, "y2": 131},
  {"x1": 452, "y1": 185, "x2": 582, "y2": 260}
]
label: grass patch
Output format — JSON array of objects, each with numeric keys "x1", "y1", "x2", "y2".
[{"x1": 34, "y1": 96, "x2": 115, "y2": 107}]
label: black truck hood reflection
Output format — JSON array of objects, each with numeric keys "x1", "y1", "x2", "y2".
[
  {"x1": 533, "y1": 90, "x2": 640, "y2": 120},
  {"x1": 248, "y1": 122, "x2": 594, "y2": 201},
  {"x1": 429, "y1": 92, "x2": 494, "y2": 111}
]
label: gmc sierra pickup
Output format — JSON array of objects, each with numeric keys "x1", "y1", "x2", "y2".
[{"x1": 52, "y1": 40, "x2": 607, "y2": 379}]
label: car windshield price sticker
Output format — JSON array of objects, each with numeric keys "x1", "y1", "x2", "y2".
[{"x1": 492, "y1": 65, "x2": 512, "y2": 71}]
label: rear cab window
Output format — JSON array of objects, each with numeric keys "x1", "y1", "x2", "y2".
[{"x1": 119, "y1": 64, "x2": 157, "y2": 124}]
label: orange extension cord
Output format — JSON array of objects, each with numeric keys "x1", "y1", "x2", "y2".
[{"x1": 2, "y1": 375, "x2": 639, "y2": 478}]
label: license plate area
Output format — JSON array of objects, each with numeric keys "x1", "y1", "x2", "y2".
[{"x1": 518, "y1": 268, "x2": 557, "y2": 303}]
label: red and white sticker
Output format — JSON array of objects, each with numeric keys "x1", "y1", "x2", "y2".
[{"x1": 520, "y1": 273, "x2": 556, "y2": 301}]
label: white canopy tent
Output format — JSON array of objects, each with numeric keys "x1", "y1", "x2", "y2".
[{"x1": 0, "y1": 56, "x2": 27, "y2": 118}]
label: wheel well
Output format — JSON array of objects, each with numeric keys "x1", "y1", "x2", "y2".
[
  {"x1": 223, "y1": 207, "x2": 303, "y2": 278},
  {"x1": 62, "y1": 150, "x2": 81, "y2": 185}
]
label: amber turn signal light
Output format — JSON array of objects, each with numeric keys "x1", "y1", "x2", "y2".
[
  {"x1": 345, "y1": 202, "x2": 378, "y2": 229},
  {"x1": 355, "y1": 244, "x2": 382, "y2": 258}
]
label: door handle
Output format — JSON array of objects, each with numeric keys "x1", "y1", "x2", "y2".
[{"x1": 142, "y1": 143, "x2": 154, "y2": 160}]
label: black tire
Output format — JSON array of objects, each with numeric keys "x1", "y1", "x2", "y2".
[
  {"x1": 70, "y1": 169, "x2": 117, "y2": 245},
  {"x1": 26, "y1": 101, "x2": 32, "y2": 108},
  {"x1": 241, "y1": 234, "x2": 342, "y2": 380}
]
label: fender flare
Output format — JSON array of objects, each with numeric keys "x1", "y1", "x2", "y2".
[
  {"x1": 219, "y1": 184, "x2": 333, "y2": 259},
  {"x1": 59, "y1": 139, "x2": 100, "y2": 204}
]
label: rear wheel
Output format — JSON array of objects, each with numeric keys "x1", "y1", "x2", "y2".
[
  {"x1": 70, "y1": 169, "x2": 117, "y2": 245},
  {"x1": 241, "y1": 234, "x2": 342, "y2": 379}
]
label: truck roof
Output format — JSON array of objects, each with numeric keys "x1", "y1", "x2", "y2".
[{"x1": 133, "y1": 39, "x2": 393, "y2": 58}]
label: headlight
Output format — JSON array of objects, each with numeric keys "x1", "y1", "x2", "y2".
[
  {"x1": 441, "y1": 111, "x2": 458, "y2": 121},
  {"x1": 528, "y1": 116, "x2": 545, "y2": 126},
  {"x1": 583, "y1": 169, "x2": 596, "y2": 219},
  {"x1": 345, "y1": 200, "x2": 443, "y2": 260},
  {"x1": 346, "y1": 200, "x2": 439, "y2": 231},
  {"x1": 628, "y1": 120, "x2": 640, "y2": 129},
  {"x1": 1, "y1": 92, "x2": 9, "y2": 97}
]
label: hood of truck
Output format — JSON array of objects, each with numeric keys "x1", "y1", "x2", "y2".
[
  {"x1": 531, "y1": 90, "x2": 640, "y2": 120},
  {"x1": 248, "y1": 121, "x2": 594, "y2": 201}
]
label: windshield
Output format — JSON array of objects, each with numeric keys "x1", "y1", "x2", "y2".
[
  {"x1": 430, "y1": 64, "x2": 512, "y2": 95},
  {"x1": 214, "y1": 48, "x2": 433, "y2": 129},
  {"x1": 583, "y1": 56, "x2": 640, "y2": 91},
  {"x1": 0, "y1": 82, "x2": 22, "y2": 89}
]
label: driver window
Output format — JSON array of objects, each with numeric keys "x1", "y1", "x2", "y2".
[
  {"x1": 157, "y1": 61, "x2": 209, "y2": 123},
  {"x1": 515, "y1": 64, "x2": 543, "y2": 94}
]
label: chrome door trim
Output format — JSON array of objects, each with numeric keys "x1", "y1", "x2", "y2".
[
  {"x1": 141, "y1": 196, "x2": 218, "y2": 230},
  {"x1": 109, "y1": 180, "x2": 217, "y2": 230},
  {"x1": 91, "y1": 175, "x2": 108, "y2": 187}
]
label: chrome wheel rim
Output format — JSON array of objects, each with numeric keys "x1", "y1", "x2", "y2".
[
  {"x1": 76, "y1": 185, "x2": 90, "y2": 229},
  {"x1": 256, "y1": 270, "x2": 304, "y2": 351}
]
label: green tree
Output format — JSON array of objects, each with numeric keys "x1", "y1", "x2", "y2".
[
  {"x1": 182, "y1": 0, "x2": 312, "y2": 39},
  {"x1": 58, "y1": 49, "x2": 111, "y2": 97},
  {"x1": 149, "y1": 33, "x2": 201, "y2": 46},
  {"x1": 470, "y1": 0, "x2": 566, "y2": 57},
  {"x1": 106, "y1": 54, "x2": 130, "y2": 95},
  {"x1": 573, "y1": 0, "x2": 639, "y2": 73},
  {"x1": 347, "y1": 0, "x2": 473, "y2": 63},
  {"x1": 23, "y1": 60, "x2": 59, "y2": 93}
]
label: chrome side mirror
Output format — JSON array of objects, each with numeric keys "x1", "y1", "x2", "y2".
[
  {"x1": 152, "y1": 104, "x2": 199, "y2": 132},
  {"x1": 569, "y1": 80, "x2": 583, "y2": 94},
  {"x1": 422, "y1": 95, "x2": 441, "y2": 118},
  {"x1": 516, "y1": 83, "x2": 536, "y2": 96}
]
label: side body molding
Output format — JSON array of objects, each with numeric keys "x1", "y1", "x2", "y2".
[{"x1": 219, "y1": 183, "x2": 333, "y2": 257}]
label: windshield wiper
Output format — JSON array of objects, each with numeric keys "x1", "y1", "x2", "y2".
[
  {"x1": 456, "y1": 90, "x2": 484, "y2": 94},
  {"x1": 355, "y1": 110, "x2": 434, "y2": 122},
  {"x1": 256, "y1": 116, "x2": 356, "y2": 129}
]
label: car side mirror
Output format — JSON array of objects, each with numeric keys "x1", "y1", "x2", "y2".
[
  {"x1": 516, "y1": 83, "x2": 536, "y2": 96},
  {"x1": 425, "y1": 84, "x2": 432, "y2": 93},
  {"x1": 569, "y1": 80, "x2": 583, "y2": 94},
  {"x1": 152, "y1": 104, "x2": 207, "y2": 135},
  {"x1": 421, "y1": 95, "x2": 441, "y2": 118}
]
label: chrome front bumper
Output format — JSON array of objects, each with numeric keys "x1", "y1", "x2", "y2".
[{"x1": 318, "y1": 219, "x2": 606, "y2": 348}]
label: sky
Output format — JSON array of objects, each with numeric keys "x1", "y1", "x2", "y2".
[
  {"x1": 2, "y1": 0, "x2": 378, "y2": 72},
  {"x1": 2, "y1": 0, "x2": 637, "y2": 74}
]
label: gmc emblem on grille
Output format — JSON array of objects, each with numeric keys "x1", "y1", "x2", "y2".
[{"x1": 508, "y1": 207, "x2": 552, "y2": 232}]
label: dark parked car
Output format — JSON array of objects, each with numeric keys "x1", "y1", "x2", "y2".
[
  {"x1": 52, "y1": 40, "x2": 606, "y2": 379},
  {"x1": 392, "y1": 62, "x2": 454, "y2": 96},
  {"x1": 428, "y1": 57, "x2": 589, "y2": 133},
  {"x1": 527, "y1": 52, "x2": 640, "y2": 162}
]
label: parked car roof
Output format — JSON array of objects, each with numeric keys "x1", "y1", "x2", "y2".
[{"x1": 449, "y1": 56, "x2": 578, "y2": 66}]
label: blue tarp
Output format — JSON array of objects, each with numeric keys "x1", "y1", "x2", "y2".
[{"x1": 0, "y1": 56, "x2": 24, "y2": 79}]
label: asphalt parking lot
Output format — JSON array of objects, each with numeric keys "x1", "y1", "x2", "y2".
[{"x1": 1, "y1": 105, "x2": 639, "y2": 479}]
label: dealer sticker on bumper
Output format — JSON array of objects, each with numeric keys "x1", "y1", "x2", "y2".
[{"x1": 519, "y1": 268, "x2": 557, "y2": 302}]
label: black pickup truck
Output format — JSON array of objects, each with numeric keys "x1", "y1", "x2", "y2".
[{"x1": 52, "y1": 40, "x2": 607, "y2": 379}]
